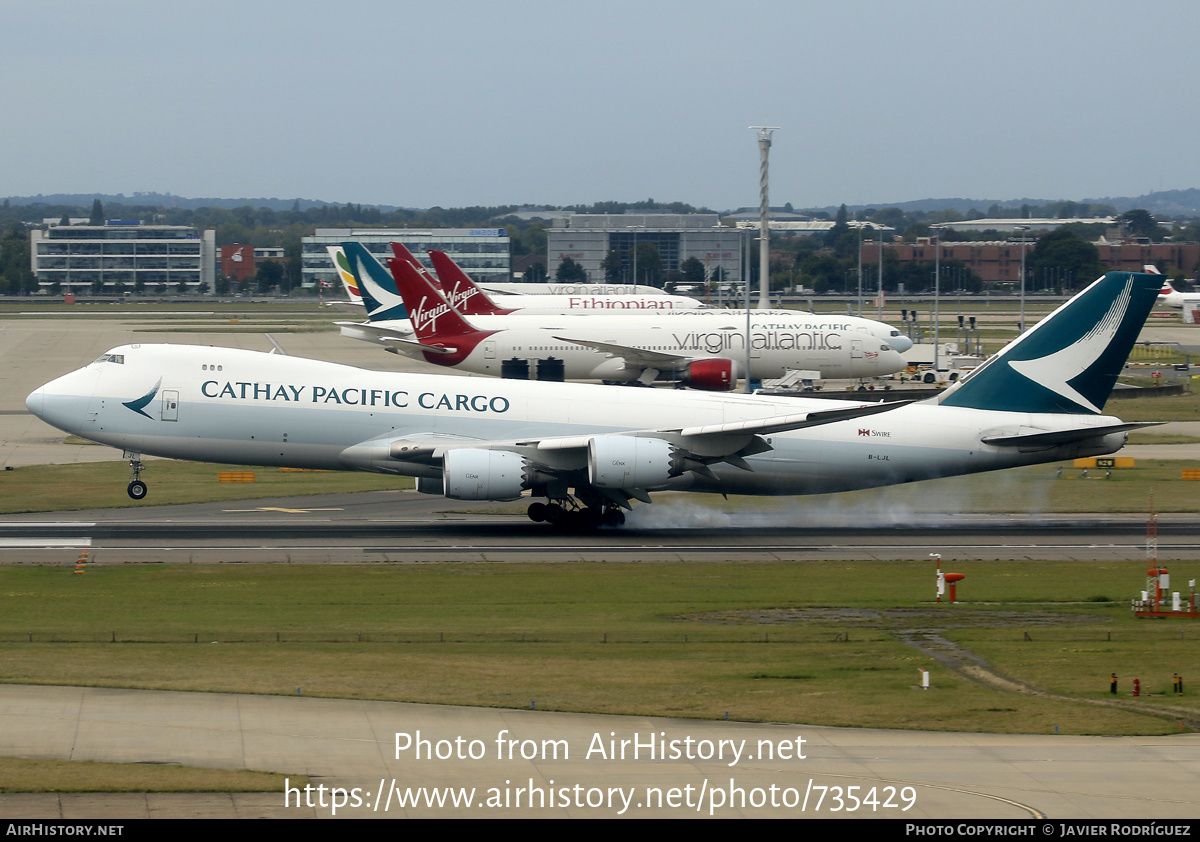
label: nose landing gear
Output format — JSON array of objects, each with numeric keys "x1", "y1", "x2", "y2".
[{"x1": 126, "y1": 455, "x2": 147, "y2": 500}]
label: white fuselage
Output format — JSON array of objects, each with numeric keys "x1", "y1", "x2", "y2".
[
  {"x1": 344, "y1": 309, "x2": 911, "y2": 382},
  {"x1": 481, "y1": 282, "x2": 669, "y2": 296},
  {"x1": 1160, "y1": 287, "x2": 1200, "y2": 309},
  {"x1": 486, "y1": 292, "x2": 707, "y2": 312},
  {"x1": 27, "y1": 345, "x2": 1127, "y2": 497}
]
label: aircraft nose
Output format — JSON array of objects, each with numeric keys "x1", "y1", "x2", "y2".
[
  {"x1": 887, "y1": 333, "x2": 914, "y2": 353},
  {"x1": 26, "y1": 368, "x2": 99, "y2": 435},
  {"x1": 25, "y1": 386, "x2": 44, "y2": 418}
]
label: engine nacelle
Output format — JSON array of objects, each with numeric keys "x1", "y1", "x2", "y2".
[
  {"x1": 588, "y1": 436, "x2": 681, "y2": 489},
  {"x1": 681, "y1": 358, "x2": 738, "y2": 391},
  {"x1": 442, "y1": 448, "x2": 529, "y2": 500}
]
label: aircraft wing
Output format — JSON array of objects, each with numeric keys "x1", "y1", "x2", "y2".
[
  {"x1": 369, "y1": 400, "x2": 910, "y2": 502},
  {"x1": 550, "y1": 335, "x2": 692, "y2": 371}
]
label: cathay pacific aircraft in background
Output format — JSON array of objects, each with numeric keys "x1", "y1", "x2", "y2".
[
  {"x1": 27, "y1": 271, "x2": 1160, "y2": 527},
  {"x1": 340, "y1": 242, "x2": 910, "y2": 388}
]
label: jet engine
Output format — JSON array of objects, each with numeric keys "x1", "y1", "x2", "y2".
[
  {"x1": 442, "y1": 448, "x2": 530, "y2": 500},
  {"x1": 680, "y1": 358, "x2": 738, "y2": 391},
  {"x1": 588, "y1": 436, "x2": 683, "y2": 489}
]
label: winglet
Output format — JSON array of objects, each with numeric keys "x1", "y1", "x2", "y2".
[{"x1": 939, "y1": 271, "x2": 1161, "y2": 414}]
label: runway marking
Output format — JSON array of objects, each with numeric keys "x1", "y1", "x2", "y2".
[
  {"x1": 0, "y1": 537, "x2": 91, "y2": 548},
  {"x1": 0, "y1": 523, "x2": 97, "y2": 528},
  {"x1": 220, "y1": 507, "x2": 345, "y2": 514}
]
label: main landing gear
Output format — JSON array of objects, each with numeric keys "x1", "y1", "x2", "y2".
[
  {"x1": 526, "y1": 499, "x2": 625, "y2": 529},
  {"x1": 127, "y1": 455, "x2": 147, "y2": 500}
]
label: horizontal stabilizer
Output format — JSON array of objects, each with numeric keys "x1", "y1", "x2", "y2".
[
  {"x1": 382, "y1": 337, "x2": 457, "y2": 355},
  {"x1": 982, "y1": 421, "x2": 1161, "y2": 448}
]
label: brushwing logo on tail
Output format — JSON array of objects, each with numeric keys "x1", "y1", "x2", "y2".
[
  {"x1": 1007, "y1": 276, "x2": 1133, "y2": 414},
  {"x1": 355, "y1": 253, "x2": 408, "y2": 318},
  {"x1": 123, "y1": 378, "x2": 162, "y2": 418}
]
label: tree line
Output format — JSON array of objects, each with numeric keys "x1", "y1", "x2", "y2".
[{"x1": 2, "y1": 195, "x2": 1195, "y2": 296}]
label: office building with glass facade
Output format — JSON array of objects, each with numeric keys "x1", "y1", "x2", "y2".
[
  {"x1": 547, "y1": 214, "x2": 748, "y2": 285},
  {"x1": 302, "y1": 228, "x2": 510, "y2": 288},
  {"x1": 30, "y1": 224, "x2": 216, "y2": 292}
]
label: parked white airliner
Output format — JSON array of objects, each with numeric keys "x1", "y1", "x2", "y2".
[
  {"x1": 327, "y1": 244, "x2": 707, "y2": 314},
  {"x1": 341, "y1": 242, "x2": 909, "y2": 388},
  {"x1": 27, "y1": 271, "x2": 1161, "y2": 527},
  {"x1": 1158, "y1": 279, "x2": 1200, "y2": 310},
  {"x1": 333, "y1": 243, "x2": 912, "y2": 352}
]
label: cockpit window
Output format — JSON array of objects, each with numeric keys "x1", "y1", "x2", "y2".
[{"x1": 92, "y1": 354, "x2": 125, "y2": 365}]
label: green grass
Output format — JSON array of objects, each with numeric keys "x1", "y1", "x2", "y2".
[
  {"x1": 0, "y1": 756, "x2": 297, "y2": 793},
  {"x1": 1125, "y1": 433, "x2": 1200, "y2": 445},
  {"x1": 0, "y1": 301, "x2": 333, "y2": 315},
  {"x1": 1111, "y1": 390, "x2": 1200, "y2": 422},
  {"x1": 0, "y1": 460, "x2": 412, "y2": 513},
  {"x1": 2, "y1": 456, "x2": 1192, "y2": 517},
  {"x1": 0, "y1": 560, "x2": 1194, "y2": 735}
]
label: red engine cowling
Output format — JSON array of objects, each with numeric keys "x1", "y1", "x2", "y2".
[{"x1": 682, "y1": 358, "x2": 738, "y2": 391}]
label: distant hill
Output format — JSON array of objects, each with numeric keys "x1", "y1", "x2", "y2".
[
  {"x1": 5, "y1": 188, "x2": 1200, "y2": 218},
  {"x1": 1, "y1": 192, "x2": 403, "y2": 213},
  {"x1": 1083, "y1": 188, "x2": 1200, "y2": 216},
  {"x1": 808, "y1": 188, "x2": 1200, "y2": 218}
]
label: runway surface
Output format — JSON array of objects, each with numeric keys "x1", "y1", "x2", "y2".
[
  {"x1": 1, "y1": 491, "x2": 1199, "y2": 564},
  {"x1": 1, "y1": 684, "x2": 1197, "y2": 819}
]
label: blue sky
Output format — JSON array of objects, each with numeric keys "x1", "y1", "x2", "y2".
[{"x1": 3, "y1": 0, "x2": 1197, "y2": 210}]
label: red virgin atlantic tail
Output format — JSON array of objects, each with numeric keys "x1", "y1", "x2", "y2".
[
  {"x1": 386, "y1": 243, "x2": 496, "y2": 366},
  {"x1": 428, "y1": 250, "x2": 516, "y2": 316},
  {"x1": 390, "y1": 241, "x2": 447, "y2": 292}
]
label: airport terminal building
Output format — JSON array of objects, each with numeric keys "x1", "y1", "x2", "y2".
[
  {"x1": 302, "y1": 228, "x2": 510, "y2": 288},
  {"x1": 547, "y1": 214, "x2": 748, "y2": 285},
  {"x1": 30, "y1": 223, "x2": 216, "y2": 292}
]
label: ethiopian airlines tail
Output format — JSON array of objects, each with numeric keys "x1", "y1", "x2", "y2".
[
  {"x1": 324, "y1": 247, "x2": 363, "y2": 306},
  {"x1": 938, "y1": 271, "x2": 1161, "y2": 415}
]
